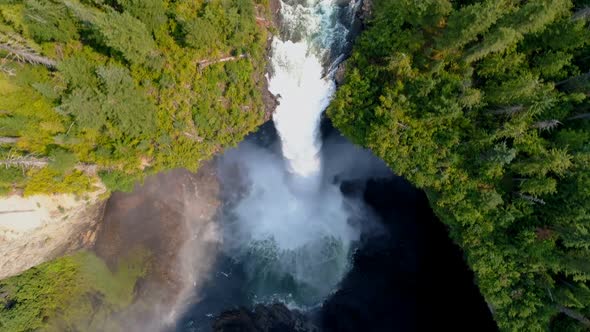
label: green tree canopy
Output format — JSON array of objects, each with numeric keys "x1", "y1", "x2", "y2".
[
  {"x1": 0, "y1": 0, "x2": 270, "y2": 194},
  {"x1": 329, "y1": 0, "x2": 590, "y2": 330}
]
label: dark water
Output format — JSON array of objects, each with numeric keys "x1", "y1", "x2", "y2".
[
  {"x1": 320, "y1": 177, "x2": 497, "y2": 331},
  {"x1": 174, "y1": 121, "x2": 497, "y2": 331}
]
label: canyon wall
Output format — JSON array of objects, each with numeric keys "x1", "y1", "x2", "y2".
[{"x1": 0, "y1": 185, "x2": 107, "y2": 279}]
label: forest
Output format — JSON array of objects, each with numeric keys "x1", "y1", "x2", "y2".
[
  {"x1": 0, "y1": 0, "x2": 270, "y2": 195},
  {"x1": 329, "y1": 0, "x2": 590, "y2": 330},
  {"x1": 1, "y1": 0, "x2": 590, "y2": 331},
  {"x1": 0, "y1": 1, "x2": 270, "y2": 330}
]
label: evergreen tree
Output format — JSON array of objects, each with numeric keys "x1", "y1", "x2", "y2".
[
  {"x1": 23, "y1": 0, "x2": 78, "y2": 43},
  {"x1": 0, "y1": 0, "x2": 270, "y2": 194},
  {"x1": 329, "y1": 0, "x2": 590, "y2": 329}
]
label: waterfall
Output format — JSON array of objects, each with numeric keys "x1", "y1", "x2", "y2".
[
  {"x1": 270, "y1": 0, "x2": 350, "y2": 189},
  {"x1": 217, "y1": 0, "x2": 362, "y2": 307},
  {"x1": 269, "y1": 40, "x2": 333, "y2": 189}
]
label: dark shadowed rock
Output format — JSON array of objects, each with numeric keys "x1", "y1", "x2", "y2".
[
  {"x1": 356, "y1": 0, "x2": 372, "y2": 25},
  {"x1": 334, "y1": 62, "x2": 346, "y2": 87},
  {"x1": 213, "y1": 303, "x2": 318, "y2": 332}
]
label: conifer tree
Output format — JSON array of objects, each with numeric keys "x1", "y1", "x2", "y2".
[{"x1": 329, "y1": 0, "x2": 590, "y2": 329}]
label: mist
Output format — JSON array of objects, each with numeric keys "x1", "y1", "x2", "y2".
[
  {"x1": 198, "y1": 0, "x2": 375, "y2": 307},
  {"x1": 214, "y1": 124, "x2": 391, "y2": 307},
  {"x1": 97, "y1": 0, "x2": 377, "y2": 327},
  {"x1": 86, "y1": 167, "x2": 223, "y2": 332}
]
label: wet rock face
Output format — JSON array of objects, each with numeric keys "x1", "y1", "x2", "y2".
[
  {"x1": 213, "y1": 303, "x2": 318, "y2": 332},
  {"x1": 356, "y1": 0, "x2": 372, "y2": 25},
  {"x1": 334, "y1": 62, "x2": 347, "y2": 87},
  {"x1": 94, "y1": 162, "x2": 222, "y2": 332}
]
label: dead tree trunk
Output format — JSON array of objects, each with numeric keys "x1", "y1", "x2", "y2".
[
  {"x1": 0, "y1": 137, "x2": 18, "y2": 144},
  {"x1": 0, "y1": 209, "x2": 35, "y2": 215},
  {"x1": 0, "y1": 156, "x2": 49, "y2": 169},
  {"x1": 491, "y1": 105, "x2": 524, "y2": 115},
  {"x1": 558, "y1": 306, "x2": 590, "y2": 328},
  {"x1": 0, "y1": 44, "x2": 57, "y2": 68},
  {"x1": 198, "y1": 54, "x2": 248, "y2": 69},
  {"x1": 0, "y1": 155, "x2": 104, "y2": 176},
  {"x1": 573, "y1": 7, "x2": 590, "y2": 21},
  {"x1": 567, "y1": 112, "x2": 590, "y2": 121}
]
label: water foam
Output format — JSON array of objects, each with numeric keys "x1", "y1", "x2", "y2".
[
  {"x1": 220, "y1": 0, "x2": 359, "y2": 306},
  {"x1": 269, "y1": 39, "x2": 334, "y2": 188}
]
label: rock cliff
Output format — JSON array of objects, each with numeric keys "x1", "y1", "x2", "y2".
[{"x1": 0, "y1": 186, "x2": 107, "y2": 279}]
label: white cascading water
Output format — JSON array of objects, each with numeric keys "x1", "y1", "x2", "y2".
[
  {"x1": 269, "y1": 40, "x2": 333, "y2": 189},
  {"x1": 219, "y1": 0, "x2": 362, "y2": 307},
  {"x1": 270, "y1": 0, "x2": 350, "y2": 189}
]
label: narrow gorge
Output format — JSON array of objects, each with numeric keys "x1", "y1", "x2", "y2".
[
  {"x1": 72, "y1": 0, "x2": 496, "y2": 329},
  {"x1": 2, "y1": 0, "x2": 588, "y2": 331}
]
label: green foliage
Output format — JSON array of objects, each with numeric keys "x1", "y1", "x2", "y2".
[
  {"x1": 0, "y1": 0, "x2": 270, "y2": 194},
  {"x1": 23, "y1": 168, "x2": 95, "y2": 196},
  {"x1": 0, "y1": 70, "x2": 66, "y2": 154},
  {"x1": 58, "y1": 64, "x2": 156, "y2": 139},
  {"x1": 437, "y1": 0, "x2": 508, "y2": 50},
  {"x1": 0, "y1": 253, "x2": 79, "y2": 332},
  {"x1": 115, "y1": 0, "x2": 167, "y2": 33},
  {"x1": 180, "y1": 0, "x2": 261, "y2": 56},
  {"x1": 93, "y1": 10, "x2": 158, "y2": 65},
  {"x1": 49, "y1": 148, "x2": 79, "y2": 173},
  {"x1": 184, "y1": 16, "x2": 220, "y2": 52},
  {"x1": 98, "y1": 170, "x2": 138, "y2": 192},
  {"x1": 0, "y1": 250, "x2": 149, "y2": 332},
  {"x1": 329, "y1": 0, "x2": 590, "y2": 330},
  {"x1": 0, "y1": 166, "x2": 25, "y2": 195},
  {"x1": 23, "y1": 0, "x2": 79, "y2": 43}
]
